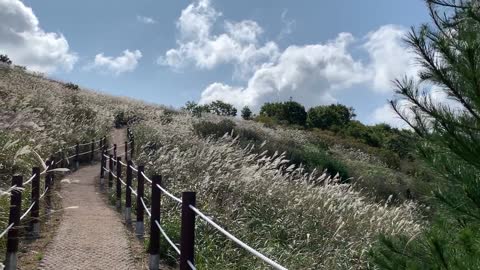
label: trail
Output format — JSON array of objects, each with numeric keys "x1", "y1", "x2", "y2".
[{"x1": 40, "y1": 129, "x2": 137, "y2": 270}]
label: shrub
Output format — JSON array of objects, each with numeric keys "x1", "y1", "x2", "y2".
[
  {"x1": 65, "y1": 82, "x2": 80, "y2": 91},
  {"x1": 193, "y1": 119, "x2": 236, "y2": 138},
  {"x1": 259, "y1": 100, "x2": 307, "y2": 126},
  {"x1": 307, "y1": 104, "x2": 355, "y2": 129},
  {"x1": 0, "y1": 54, "x2": 12, "y2": 65},
  {"x1": 241, "y1": 106, "x2": 252, "y2": 120}
]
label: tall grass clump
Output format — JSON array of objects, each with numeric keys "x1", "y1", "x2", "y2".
[{"x1": 132, "y1": 113, "x2": 424, "y2": 269}]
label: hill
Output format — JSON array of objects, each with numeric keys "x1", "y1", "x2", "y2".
[{"x1": 0, "y1": 67, "x2": 423, "y2": 269}]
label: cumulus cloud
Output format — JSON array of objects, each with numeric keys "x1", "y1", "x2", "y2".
[
  {"x1": 137, "y1": 15, "x2": 157, "y2": 24},
  {"x1": 200, "y1": 33, "x2": 368, "y2": 110},
  {"x1": 0, "y1": 0, "x2": 78, "y2": 73},
  {"x1": 364, "y1": 25, "x2": 418, "y2": 92},
  {"x1": 158, "y1": 0, "x2": 280, "y2": 79},
  {"x1": 87, "y1": 50, "x2": 142, "y2": 75}
]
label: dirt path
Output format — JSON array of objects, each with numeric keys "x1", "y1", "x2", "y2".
[{"x1": 39, "y1": 129, "x2": 137, "y2": 269}]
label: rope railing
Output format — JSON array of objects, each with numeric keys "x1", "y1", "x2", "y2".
[
  {"x1": 0, "y1": 223, "x2": 14, "y2": 239},
  {"x1": 189, "y1": 205, "x2": 287, "y2": 270},
  {"x1": 155, "y1": 220, "x2": 180, "y2": 255},
  {"x1": 23, "y1": 173, "x2": 37, "y2": 186},
  {"x1": 156, "y1": 184, "x2": 182, "y2": 204},
  {"x1": 20, "y1": 202, "x2": 36, "y2": 221},
  {"x1": 140, "y1": 197, "x2": 151, "y2": 217}
]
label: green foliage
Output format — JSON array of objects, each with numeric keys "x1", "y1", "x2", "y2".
[
  {"x1": 208, "y1": 100, "x2": 237, "y2": 116},
  {"x1": 241, "y1": 106, "x2": 252, "y2": 120},
  {"x1": 0, "y1": 54, "x2": 12, "y2": 65},
  {"x1": 307, "y1": 104, "x2": 355, "y2": 129},
  {"x1": 183, "y1": 100, "x2": 237, "y2": 117},
  {"x1": 371, "y1": 1, "x2": 480, "y2": 268},
  {"x1": 65, "y1": 82, "x2": 79, "y2": 91},
  {"x1": 259, "y1": 100, "x2": 307, "y2": 126},
  {"x1": 193, "y1": 119, "x2": 236, "y2": 138}
]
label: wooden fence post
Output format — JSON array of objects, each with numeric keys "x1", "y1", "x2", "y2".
[
  {"x1": 136, "y1": 165, "x2": 145, "y2": 238},
  {"x1": 74, "y1": 142, "x2": 80, "y2": 170},
  {"x1": 108, "y1": 155, "x2": 113, "y2": 188},
  {"x1": 90, "y1": 139, "x2": 95, "y2": 163},
  {"x1": 31, "y1": 167, "x2": 40, "y2": 238},
  {"x1": 125, "y1": 141, "x2": 128, "y2": 160},
  {"x1": 125, "y1": 160, "x2": 133, "y2": 224},
  {"x1": 49, "y1": 156, "x2": 55, "y2": 187},
  {"x1": 5, "y1": 175, "x2": 23, "y2": 270},
  {"x1": 148, "y1": 175, "x2": 161, "y2": 270},
  {"x1": 116, "y1": 157, "x2": 122, "y2": 210},
  {"x1": 113, "y1": 144, "x2": 117, "y2": 162},
  {"x1": 45, "y1": 160, "x2": 52, "y2": 215},
  {"x1": 100, "y1": 150, "x2": 105, "y2": 186},
  {"x1": 130, "y1": 137, "x2": 135, "y2": 159},
  {"x1": 180, "y1": 192, "x2": 196, "y2": 270}
]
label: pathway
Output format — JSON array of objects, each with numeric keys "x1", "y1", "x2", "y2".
[{"x1": 40, "y1": 129, "x2": 137, "y2": 269}]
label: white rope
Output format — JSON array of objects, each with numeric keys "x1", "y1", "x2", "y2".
[
  {"x1": 118, "y1": 160, "x2": 128, "y2": 167},
  {"x1": 155, "y1": 220, "x2": 180, "y2": 255},
  {"x1": 119, "y1": 178, "x2": 127, "y2": 186},
  {"x1": 23, "y1": 173, "x2": 37, "y2": 186},
  {"x1": 189, "y1": 205, "x2": 288, "y2": 270},
  {"x1": 141, "y1": 171, "x2": 152, "y2": 184},
  {"x1": 129, "y1": 186, "x2": 137, "y2": 196},
  {"x1": 140, "y1": 197, "x2": 151, "y2": 217},
  {"x1": 156, "y1": 184, "x2": 182, "y2": 204},
  {"x1": 129, "y1": 165, "x2": 138, "y2": 172},
  {"x1": 103, "y1": 154, "x2": 109, "y2": 159},
  {"x1": 111, "y1": 172, "x2": 118, "y2": 179},
  {"x1": 40, "y1": 187, "x2": 49, "y2": 199},
  {"x1": 20, "y1": 202, "x2": 36, "y2": 221},
  {"x1": 103, "y1": 167, "x2": 110, "y2": 173},
  {"x1": 0, "y1": 223, "x2": 14, "y2": 238},
  {"x1": 188, "y1": 260, "x2": 197, "y2": 270}
]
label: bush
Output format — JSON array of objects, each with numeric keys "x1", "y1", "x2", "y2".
[
  {"x1": 259, "y1": 100, "x2": 307, "y2": 126},
  {"x1": 307, "y1": 104, "x2": 355, "y2": 129},
  {"x1": 65, "y1": 82, "x2": 80, "y2": 91},
  {"x1": 193, "y1": 119, "x2": 236, "y2": 138},
  {"x1": 0, "y1": 54, "x2": 12, "y2": 65},
  {"x1": 241, "y1": 106, "x2": 252, "y2": 120},
  {"x1": 301, "y1": 145, "x2": 350, "y2": 180}
]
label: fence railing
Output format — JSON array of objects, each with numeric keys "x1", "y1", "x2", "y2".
[
  {"x1": 101, "y1": 128, "x2": 287, "y2": 270},
  {"x1": 0, "y1": 135, "x2": 108, "y2": 270}
]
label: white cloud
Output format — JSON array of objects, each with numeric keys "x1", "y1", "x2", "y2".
[
  {"x1": 158, "y1": 0, "x2": 280, "y2": 79},
  {"x1": 87, "y1": 50, "x2": 142, "y2": 75},
  {"x1": 371, "y1": 102, "x2": 411, "y2": 128},
  {"x1": 137, "y1": 15, "x2": 157, "y2": 24},
  {"x1": 364, "y1": 25, "x2": 418, "y2": 92},
  {"x1": 0, "y1": 0, "x2": 78, "y2": 73},
  {"x1": 200, "y1": 33, "x2": 368, "y2": 110},
  {"x1": 277, "y1": 9, "x2": 295, "y2": 40}
]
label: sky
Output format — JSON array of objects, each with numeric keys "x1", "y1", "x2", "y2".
[{"x1": 0, "y1": 0, "x2": 432, "y2": 127}]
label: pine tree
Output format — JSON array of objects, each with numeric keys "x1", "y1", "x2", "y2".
[
  {"x1": 371, "y1": 1, "x2": 480, "y2": 269},
  {"x1": 241, "y1": 106, "x2": 252, "y2": 120}
]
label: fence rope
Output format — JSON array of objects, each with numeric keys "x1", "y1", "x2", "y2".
[
  {"x1": 155, "y1": 220, "x2": 180, "y2": 255},
  {"x1": 118, "y1": 160, "x2": 128, "y2": 167},
  {"x1": 103, "y1": 167, "x2": 110, "y2": 173},
  {"x1": 0, "y1": 223, "x2": 14, "y2": 239},
  {"x1": 189, "y1": 205, "x2": 288, "y2": 270},
  {"x1": 129, "y1": 186, "x2": 137, "y2": 196},
  {"x1": 155, "y1": 184, "x2": 182, "y2": 204},
  {"x1": 40, "y1": 187, "x2": 49, "y2": 199},
  {"x1": 119, "y1": 178, "x2": 127, "y2": 186},
  {"x1": 129, "y1": 165, "x2": 138, "y2": 172},
  {"x1": 141, "y1": 171, "x2": 152, "y2": 184},
  {"x1": 20, "y1": 202, "x2": 36, "y2": 221},
  {"x1": 23, "y1": 173, "x2": 37, "y2": 186},
  {"x1": 188, "y1": 260, "x2": 197, "y2": 270},
  {"x1": 140, "y1": 197, "x2": 151, "y2": 217}
]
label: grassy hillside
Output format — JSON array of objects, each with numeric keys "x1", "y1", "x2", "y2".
[{"x1": 0, "y1": 68, "x2": 425, "y2": 269}]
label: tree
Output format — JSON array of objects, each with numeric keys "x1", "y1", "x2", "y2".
[
  {"x1": 241, "y1": 106, "x2": 252, "y2": 120},
  {"x1": 0, "y1": 54, "x2": 12, "y2": 65},
  {"x1": 208, "y1": 100, "x2": 237, "y2": 116},
  {"x1": 371, "y1": 1, "x2": 480, "y2": 268},
  {"x1": 306, "y1": 104, "x2": 356, "y2": 129},
  {"x1": 259, "y1": 100, "x2": 307, "y2": 126}
]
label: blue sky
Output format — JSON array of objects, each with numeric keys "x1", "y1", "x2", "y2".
[{"x1": 2, "y1": 0, "x2": 430, "y2": 126}]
